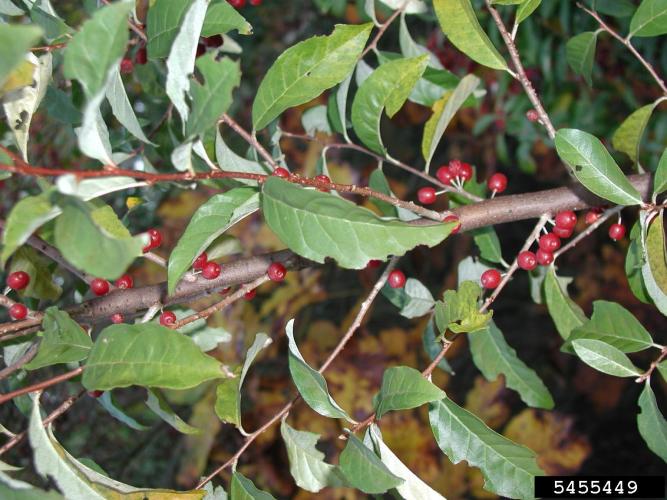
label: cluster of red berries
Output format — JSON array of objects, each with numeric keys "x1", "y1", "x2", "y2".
[
  {"x1": 435, "y1": 159, "x2": 473, "y2": 187},
  {"x1": 5, "y1": 271, "x2": 31, "y2": 320},
  {"x1": 228, "y1": 0, "x2": 263, "y2": 8}
]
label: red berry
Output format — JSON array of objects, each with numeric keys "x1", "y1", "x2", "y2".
[
  {"x1": 267, "y1": 262, "x2": 287, "y2": 282},
  {"x1": 193, "y1": 252, "x2": 208, "y2": 270},
  {"x1": 526, "y1": 109, "x2": 539, "y2": 122},
  {"x1": 135, "y1": 47, "x2": 147, "y2": 65},
  {"x1": 388, "y1": 270, "x2": 406, "y2": 289},
  {"x1": 120, "y1": 58, "x2": 134, "y2": 74},
  {"x1": 220, "y1": 287, "x2": 231, "y2": 295},
  {"x1": 315, "y1": 174, "x2": 330, "y2": 184},
  {"x1": 203, "y1": 35, "x2": 224, "y2": 47},
  {"x1": 366, "y1": 259, "x2": 382, "y2": 269},
  {"x1": 9, "y1": 303, "x2": 27, "y2": 321},
  {"x1": 609, "y1": 223, "x2": 626, "y2": 241},
  {"x1": 538, "y1": 233, "x2": 561, "y2": 252},
  {"x1": 480, "y1": 269, "x2": 501, "y2": 289},
  {"x1": 160, "y1": 311, "x2": 177, "y2": 326},
  {"x1": 202, "y1": 262, "x2": 221, "y2": 280},
  {"x1": 114, "y1": 274, "x2": 133, "y2": 289},
  {"x1": 536, "y1": 249, "x2": 554, "y2": 266},
  {"x1": 88, "y1": 390, "x2": 104, "y2": 398},
  {"x1": 143, "y1": 228, "x2": 163, "y2": 253},
  {"x1": 436, "y1": 166, "x2": 454, "y2": 185},
  {"x1": 228, "y1": 0, "x2": 245, "y2": 8},
  {"x1": 554, "y1": 211, "x2": 577, "y2": 230},
  {"x1": 91, "y1": 278, "x2": 110, "y2": 296},
  {"x1": 244, "y1": 289, "x2": 256, "y2": 300},
  {"x1": 417, "y1": 187, "x2": 437, "y2": 205},
  {"x1": 196, "y1": 42, "x2": 206, "y2": 58},
  {"x1": 7, "y1": 271, "x2": 30, "y2": 290},
  {"x1": 487, "y1": 173, "x2": 508, "y2": 193},
  {"x1": 552, "y1": 226, "x2": 573, "y2": 239},
  {"x1": 249, "y1": 0, "x2": 261, "y2": 5},
  {"x1": 272, "y1": 167, "x2": 289, "y2": 178},
  {"x1": 449, "y1": 159, "x2": 463, "y2": 177},
  {"x1": 450, "y1": 160, "x2": 472, "y2": 181},
  {"x1": 517, "y1": 251, "x2": 537, "y2": 271},
  {"x1": 585, "y1": 209, "x2": 602, "y2": 225},
  {"x1": 111, "y1": 313, "x2": 124, "y2": 324},
  {"x1": 443, "y1": 215, "x2": 461, "y2": 234}
]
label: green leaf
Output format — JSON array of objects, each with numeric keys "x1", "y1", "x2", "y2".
[
  {"x1": 543, "y1": 267, "x2": 586, "y2": 341},
  {"x1": 146, "y1": 389, "x2": 201, "y2": 435},
  {"x1": 146, "y1": 0, "x2": 193, "y2": 59},
  {"x1": 652, "y1": 148, "x2": 667, "y2": 198},
  {"x1": 641, "y1": 211, "x2": 667, "y2": 314},
  {"x1": 252, "y1": 23, "x2": 372, "y2": 130},
  {"x1": 185, "y1": 54, "x2": 240, "y2": 139},
  {"x1": 375, "y1": 366, "x2": 446, "y2": 418},
  {"x1": 366, "y1": 424, "x2": 446, "y2": 499},
  {"x1": 285, "y1": 319, "x2": 351, "y2": 420},
  {"x1": 301, "y1": 105, "x2": 332, "y2": 136},
  {"x1": 423, "y1": 320, "x2": 454, "y2": 374},
  {"x1": 9, "y1": 247, "x2": 61, "y2": 301},
  {"x1": 571, "y1": 339, "x2": 642, "y2": 377},
  {"x1": 381, "y1": 278, "x2": 435, "y2": 318},
  {"x1": 261, "y1": 177, "x2": 456, "y2": 269},
  {"x1": 0, "y1": 0, "x2": 24, "y2": 15},
  {"x1": 657, "y1": 360, "x2": 667, "y2": 381},
  {"x1": 399, "y1": 13, "x2": 443, "y2": 69},
  {"x1": 434, "y1": 281, "x2": 492, "y2": 334},
  {"x1": 96, "y1": 391, "x2": 149, "y2": 431},
  {"x1": 215, "y1": 333, "x2": 272, "y2": 431},
  {"x1": 368, "y1": 167, "x2": 399, "y2": 217},
  {"x1": 63, "y1": 1, "x2": 132, "y2": 97},
  {"x1": 472, "y1": 226, "x2": 503, "y2": 264},
  {"x1": 422, "y1": 74, "x2": 480, "y2": 169},
  {"x1": 469, "y1": 321, "x2": 554, "y2": 409},
  {"x1": 327, "y1": 72, "x2": 353, "y2": 140},
  {"x1": 82, "y1": 323, "x2": 225, "y2": 391},
  {"x1": 54, "y1": 200, "x2": 144, "y2": 280},
  {"x1": 565, "y1": 31, "x2": 597, "y2": 87},
  {"x1": 168, "y1": 187, "x2": 259, "y2": 294},
  {"x1": 230, "y1": 472, "x2": 275, "y2": 500},
  {"x1": 280, "y1": 420, "x2": 346, "y2": 492},
  {"x1": 637, "y1": 382, "x2": 667, "y2": 462},
  {"x1": 626, "y1": 221, "x2": 653, "y2": 304},
  {"x1": 0, "y1": 24, "x2": 43, "y2": 91},
  {"x1": 105, "y1": 65, "x2": 153, "y2": 144},
  {"x1": 566, "y1": 301, "x2": 653, "y2": 352},
  {"x1": 612, "y1": 102, "x2": 659, "y2": 164},
  {"x1": 165, "y1": 0, "x2": 208, "y2": 128},
  {"x1": 379, "y1": 0, "x2": 427, "y2": 14},
  {"x1": 516, "y1": 0, "x2": 542, "y2": 24},
  {"x1": 630, "y1": 0, "x2": 667, "y2": 37},
  {"x1": 429, "y1": 398, "x2": 544, "y2": 499},
  {"x1": 434, "y1": 0, "x2": 508, "y2": 70},
  {"x1": 554, "y1": 128, "x2": 643, "y2": 206},
  {"x1": 351, "y1": 55, "x2": 428, "y2": 154},
  {"x1": 215, "y1": 129, "x2": 270, "y2": 183},
  {"x1": 25, "y1": 308, "x2": 92, "y2": 370},
  {"x1": 1, "y1": 193, "x2": 53, "y2": 265},
  {"x1": 339, "y1": 434, "x2": 403, "y2": 494},
  {"x1": 201, "y1": 0, "x2": 252, "y2": 37}
]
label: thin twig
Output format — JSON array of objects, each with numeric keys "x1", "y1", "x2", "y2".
[
  {"x1": 0, "y1": 342, "x2": 39, "y2": 381},
  {"x1": 361, "y1": 3, "x2": 407, "y2": 58},
  {"x1": 219, "y1": 115, "x2": 279, "y2": 169},
  {"x1": 637, "y1": 346, "x2": 667, "y2": 383},
  {"x1": 0, "y1": 367, "x2": 83, "y2": 406}
]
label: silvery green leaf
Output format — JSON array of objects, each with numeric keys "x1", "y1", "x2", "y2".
[
  {"x1": 302, "y1": 105, "x2": 332, "y2": 136},
  {"x1": 215, "y1": 128, "x2": 271, "y2": 182},
  {"x1": 97, "y1": 391, "x2": 149, "y2": 431},
  {"x1": 379, "y1": 0, "x2": 427, "y2": 14},
  {"x1": 355, "y1": 59, "x2": 374, "y2": 87},
  {"x1": 105, "y1": 64, "x2": 153, "y2": 144},
  {"x1": 399, "y1": 13, "x2": 443, "y2": 68},
  {"x1": 75, "y1": 81, "x2": 114, "y2": 164},
  {"x1": 0, "y1": 0, "x2": 24, "y2": 15},
  {"x1": 172, "y1": 140, "x2": 195, "y2": 172},
  {"x1": 55, "y1": 175, "x2": 147, "y2": 198}
]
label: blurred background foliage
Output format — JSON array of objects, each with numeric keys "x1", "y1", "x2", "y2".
[{"x1": 1, "y1": 0, "x2": 666, "y2": 498}]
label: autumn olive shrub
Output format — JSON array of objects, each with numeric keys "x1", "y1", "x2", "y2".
[{"x1": 0, "y1": 0, "x2": 665, "y2": 498}]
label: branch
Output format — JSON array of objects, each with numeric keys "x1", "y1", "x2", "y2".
[
  {"x1": 578, "y1": 3, "x2": 667, "y2": 95},
  {"x1": 0, "y1": 367, "x2": 83, "y2": 405},
  {"x1": 485, "y1": 0, "x2": 557, "y2": 138}
]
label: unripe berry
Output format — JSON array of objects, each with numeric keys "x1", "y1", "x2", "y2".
[
  {"x1": 487, "y1": 173, "x2": 508, "y2": 193},
  {"x1": 135, "y1": 46, "x2": 148, "y2": 65},
  {"x1": 120, "y1": 58, "x2": 134, "y2": 74},
  {"x1": 114, "y1": 274, "x2": 133, "y2": 289},
  {"x1": 202, "y1": 262, "x2": 221, "y2": 280},
  {"x1": 554, "y1": 211, "x2": 577, "y2": 230},
  {"x1": 111, "y1": 313, "x2": 124, "y2": 324},
  {"x1": 9, "y1": 303, "x2": 27, "y2": 321},
  {"x1": 88, "y1": 390, "x2": 104, "y2": 398},
  {"x1": 91, "y1": 278, "x2": 110, "y2": 296},
  {"x1": 538, "y1": 233, "x2": 561, "y2": 252},
  {"x1": 272, "y1": 167, "x2": 289, "y2": 178},
  {"x1": 480, "y1": 269, "x2": 501, "y2": 289},
  {"x1": 244, "y1": 289, "x2": 256, "y2": 300},
  {"x1": 552, "y1": 226, "x2": 573, "y2": 239},
  {"x1": 436, "y1": 166, "x2": 454, "y2": 185},
  {"x1": 517, "y1": 250, "x2": 537, "y2": 271},
  {"x1": 417, "y1": 187, "x2": 437, "y2": 205},
  {"x1": 585, "y1": 209, "x2": 602, "y2": 225},
  {"x1": 267, "y1": 262, "x2": 287, "y2": 282},
  {"x1": 443, "y1": 215, "x2": 461, "y2": 234},
  {"x1": 526, "y1": 109, "x2": 539, "y2": 122},
  {"x1": 7, "y1": 271, "x2": 30, "y2": 290},
  {"x1": 160, "y1": 310, "x2": 177, "y2": 326},
  {"x1": 193, "y1": 252, "x2": 208, "y2": 270},
  {"x1": 609, "y1": 223, "x2": 626, "y2": 241},
  {"x1": 388, "y1": 270, "x2": 406, "y2": 289},
  {"x1": 536, "y1": 249, "x2": 554, "y2": 266}
]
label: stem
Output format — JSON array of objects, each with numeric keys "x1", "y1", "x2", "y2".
[
  {"x1": 0, "y1": 342, "x2": 38, "y2": 381},
  {"x1": 637, "y1": 346, "x2": 667, "y2": 383},
  {"x1": 0, "y1": 367, "x2": 84, "y2": 406},
  {"x1": 360, "y1": 3, "x2": 407, "y2": 58},
  {"x1": 219, "y1": 115, "x2": 278, "y2": 169},
  {"x1": 486, "y1": 0, "x2": 557, "y2": 138}
]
